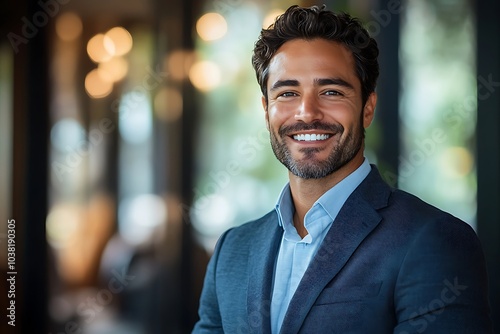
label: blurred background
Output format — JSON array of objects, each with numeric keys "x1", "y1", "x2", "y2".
[{"x1": 0, "y1": 0, "x2": 499, "y2": 333}]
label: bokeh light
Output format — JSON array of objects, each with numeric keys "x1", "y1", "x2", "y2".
[
  {"x1": 50, "y1": 118, "x2": 86, "y2": 152},
  {"x1": 196, "y1": 12, "x2": 228, "y2": 41},
  {"x1": 55, "y1": 12, "x2": 83, "y2": 42},
  {"x1": 439, "y1": 146, "x2": 474, "y2": 178},
  {"x1": 189, "y1": 60, "x2": 221, "y2": 91},
  {"x1": 118, "y1": 194, "x2": 167, "y2": 246},
  {"x1": 104, "y1": 26, "x2": 133, "y2": 56},
  {"x1": 165, "y1": 49, "x2": 196, "y2": 81},
  {"x1": 46, "y1": 203, "x2": 83, "y2": 249},
  {"x1": 191, "y1": 194, "x2": 235, "y2": 236},
  {"x1": 87, "y1": 34, "x2": 113, "y2": 63},
  {"x1": 98, "y1": 56, "x2": 129, "y2": 82},
  {"x1": 85, "y1": 69, "x2": 113, "y2": 98},
  {"x1": 118, "y1": 91, "x2": 153, "y2": 144},
  {"x1": 154, "y1": 87, "x2": 183, "y2": 122}
]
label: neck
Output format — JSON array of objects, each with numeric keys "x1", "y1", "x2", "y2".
[{"x1": 289, "y1": 154, "x2": 365, "y2": 237}]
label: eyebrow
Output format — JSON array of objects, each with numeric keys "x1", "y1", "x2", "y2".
[
  {"x1": 269, "y1": 79, "x2": 299, "y2": 92},
  {"x1": 315, "y1": 78, "x2": 354, "y2": 90},
  {"x1": 269, "y1": 77, "x2": 355, "y2": 92}
]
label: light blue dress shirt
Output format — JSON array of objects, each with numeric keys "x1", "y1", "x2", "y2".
[{"x1": 270, "y1": 159, "x2": 372, "y2": 333}]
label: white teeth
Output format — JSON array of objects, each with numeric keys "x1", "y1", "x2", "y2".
[{"x1": 293, "y1": 134, "x2": 331, "y2": 141}]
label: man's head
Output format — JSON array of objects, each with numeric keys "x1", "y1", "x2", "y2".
[
  {"x1": 252, "y1": 5, "x2": 379, "y2": 107},
  {"x1": 252, "y1": 5, "x2": 380, "y2": 179}
]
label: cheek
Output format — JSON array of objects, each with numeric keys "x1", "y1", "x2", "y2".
[
  {"x1": 267, "y1": 105, "x2": 290, "y2": 128},
  {"x1": 332, "y1": 108, "x2": 359, "y2": 129},
  {"x1": 337, "y1": 114, "x2": 363, "y2": 140}
]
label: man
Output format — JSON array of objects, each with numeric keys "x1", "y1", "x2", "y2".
[{"x1": 193, "y1": 5, "x2": 492, "y2": 333}]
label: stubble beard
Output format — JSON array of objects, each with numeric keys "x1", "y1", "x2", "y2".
[{"x1": 269, "y1": 120, "x2": 364, "y2": 179}]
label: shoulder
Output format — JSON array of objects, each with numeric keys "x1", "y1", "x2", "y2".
[
  {"x1": 360, "y1": 166, "x2": 471, "y2": 228},
  {"x1": 377, "y1": 187, "x2": 480, "y2": 254},
  {"x1": 388, "y1": 190, "x2": 491, "y2": 330},
  {"x1": 387, "y1": 188, "x2": 461, "y2": 221},
  {"x1": 387, "y1": 187, "x2": 474, "y2": 234},
  {"x1": 358, "y1": 166, "x2": 474, "y2": 236},
  {"x1": 358, "y1": 167, "x2": 481, "y2": 256}
]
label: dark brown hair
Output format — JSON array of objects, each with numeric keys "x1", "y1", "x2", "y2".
[{"x1": 252, "y1": 5, "x2": 379, "y2": 105}]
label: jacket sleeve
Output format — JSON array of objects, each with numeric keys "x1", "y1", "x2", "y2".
[
  {"x1": 192, "y1": 230, "x2": 230, "y2": 334},
  {"x1": 393, "y1": 217, "x2": 493, "y2": 333}
]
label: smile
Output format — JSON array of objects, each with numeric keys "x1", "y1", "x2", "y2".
[{"x1": 292, "y1": 133, "x2": 331, "y2": 141}]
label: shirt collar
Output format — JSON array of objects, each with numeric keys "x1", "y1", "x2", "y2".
[{"x1": 275, "y1": 158, "x2": 372, "y2": 228}]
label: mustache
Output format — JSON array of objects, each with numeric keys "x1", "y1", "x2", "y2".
[{"x1": 278, "y1": 121, "x2": 344, "y2": 136}]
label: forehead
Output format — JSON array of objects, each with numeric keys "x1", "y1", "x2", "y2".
[{"x1": 267, "y1": 38, "x2": 359, "y2": 88}]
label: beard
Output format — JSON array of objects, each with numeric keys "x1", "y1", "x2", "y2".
[{"x1": 269, "y1": 117, "x2": 364, "y2": 179}]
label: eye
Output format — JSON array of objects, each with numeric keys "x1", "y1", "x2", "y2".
[
  {"x1": 278, "y1": 91, "x2": 298, "y2": 98},
  {"x1": 324, "y1": 90, "x2": 343, "y2": 96}
]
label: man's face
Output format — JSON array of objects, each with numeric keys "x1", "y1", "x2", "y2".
[{"x1": 262, "y1": 38, "x2": 376, "y2": 179}]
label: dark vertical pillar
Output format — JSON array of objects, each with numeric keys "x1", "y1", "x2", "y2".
[
  {"x1": 10, "y1": 0, "x2": 50, "y2": 333},
  {"x1": 373, "y1": 0, "x2": 401, "y2": 186},
  {"x1": 22, "y1": 2, "x2": 49, "y2": 333},
  {"x1": 180, "y1": 0, "x2": 203, "y2": 330},
  {"x1": 155, "y1": 0, "x2": 204, "y2": 330},
  {"x1": 476, "y1": 0, "x2": 500, "y2": 331}
]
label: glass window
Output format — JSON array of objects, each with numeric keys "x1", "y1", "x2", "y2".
[{"x1": 399, "y1": 0, "x2": 477, "y2": 227}]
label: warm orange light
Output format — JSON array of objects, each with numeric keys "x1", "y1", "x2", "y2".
[
  {"x1": 189, "y1": 61, "x2": 221, "y2": 91},
  {"x1": 154, "y1": 87, "x2": 183, "y2": 122},
  {"x1": 165, "y1": 49, "x2": 196, "y2": 81},
  {"x1": 104, "y1": 27, "x2": 133, "y2": 56},
  {"x1": 196, "y1": 12, "x2": 228, "y2": 41},
  {"x1": 440, "y1": 147, "x2": 474, "y2": 177},
  {"x1": 46, "y1": 203, "x2": 82, "y2": 249},
  {"x1": 98, "y1": 56, "x2": 129, "y2": 82},
  {"x1": 87, "y1": 33, "x2": 113, "y2": 63},
  {"x1": 55, "y1": 12, "x2": 83, "y2": 42},
  {"x1": 85, "y1": 69, "x2": 113, "y2": 98},
  {"x1": 46, "y1": 194, "x2": 115, "y2": 285}
]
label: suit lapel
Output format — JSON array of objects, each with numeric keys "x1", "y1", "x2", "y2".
[
  {"x1": 279, "y1": 166, "x2": 391, "y2": 333},
  {"x1": 247, "y1": 211, "x2": 283, "y2": 334}
]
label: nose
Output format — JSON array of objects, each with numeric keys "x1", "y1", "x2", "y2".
[{"x1": 294, "y1": 93, "x2": 323, "y2": 123}]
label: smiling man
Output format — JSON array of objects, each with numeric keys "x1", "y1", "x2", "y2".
[{"x1": 193, "y1": 5, "x2": 492, "y2": 334}]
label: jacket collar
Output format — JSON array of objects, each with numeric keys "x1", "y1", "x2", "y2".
[{"x1": 246, "y1": 211, "x2": 283, "y2": 334}]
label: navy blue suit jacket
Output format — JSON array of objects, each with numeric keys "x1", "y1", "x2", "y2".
[{"x1": 193, "y1": 166, "x2": 492, "y2": 333}]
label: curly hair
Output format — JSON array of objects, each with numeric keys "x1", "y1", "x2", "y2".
[{"x1": 252, "y1": 5, "x2": 379, "y2": 106}]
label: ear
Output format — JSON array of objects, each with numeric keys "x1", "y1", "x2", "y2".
[
  {"x1": 261, "y1": 95, "x2": 270, "y2": 130},
  {"x1": 363, "y1": 92, "x2": 377, "y2": 128}
]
